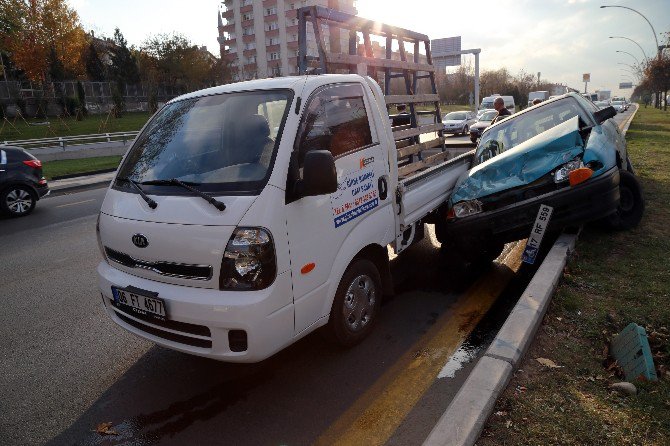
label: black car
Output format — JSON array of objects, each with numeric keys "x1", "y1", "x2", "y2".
[
  {"x1": 0, "y1": 146, "x2": 50, "y2": 217},
  {"x1": 469, "y1": 110, "x2": 499, "y2": 143}
]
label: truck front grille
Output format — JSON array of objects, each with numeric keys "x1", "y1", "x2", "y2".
[{"x1": 105, "y1": 247, "x2": 213, "y2": 281}]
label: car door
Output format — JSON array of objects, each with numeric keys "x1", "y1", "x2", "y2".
[{"x1": 285, "y1": 82, "x2": 388, "y2": 334}]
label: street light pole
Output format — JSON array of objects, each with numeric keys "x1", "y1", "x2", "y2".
[
  {"x1": 616, "y1": 50, "x2": 641, "y2": 66},
  {"x1": 601, "y1": 5, "x2": 660, "y2": 56},
  {"x1": 603, "y1": 5, "x2": 662, "y2": 107},
  {"x1": 609, "y1": 36, "x2": 649, "y2": 63}
]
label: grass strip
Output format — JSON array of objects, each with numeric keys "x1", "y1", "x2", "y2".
[
  {"x1": 43, "y1": 156, "x2": 122, "y2": 180},
  {"x1": 479, "y1": 106, "x2": 670, "y2": 445},
  {"x1": 0, "y1": 112, "x2": 151, "y2": 141}
]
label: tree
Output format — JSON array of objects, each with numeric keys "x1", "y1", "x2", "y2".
[
  {"x1": 645, "y1": 56, "x2": 670, "y2": 111},
  {"x1": 84, "y1": 42, "x2": 106, "y2": 81},
  {"x1": 141, "y1": 33, "x2": 218, "y2": 91},
  {"x1": 3, "y1": 0, "x2": 86, "y2": 81},
  {"x1": 109, "y1": 28, "x2": 140, "y2": 87}
]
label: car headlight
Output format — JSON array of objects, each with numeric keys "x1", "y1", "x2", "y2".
[
  {"x1": 553, "y1": 159, "x2": 583, "y2": 183},
  {"x1": 220, "y1": 227, "x2": 276, "y2": 290},
  {"x1": 447, "y1": 200, "x2": 483, "y2": 220}
]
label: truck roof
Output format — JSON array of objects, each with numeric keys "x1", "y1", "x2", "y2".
[{"x1": 169, "y1": 74, "x2": 366, "y2": 103}]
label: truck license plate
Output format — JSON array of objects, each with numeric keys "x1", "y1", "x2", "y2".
[
  {"x1": 112, "y1": 287, "x2": 167, "y2": 319},
  {"x1": 522, "y1": 204, "x2": 553, "y2": 265}
]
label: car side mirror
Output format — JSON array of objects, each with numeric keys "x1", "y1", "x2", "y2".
[
  {"x1": 594, "y1": 106, "x2": 616, "y2": 124},
  {"x1": 300, "y1": 150, "x2": 337, "y2": 197}
]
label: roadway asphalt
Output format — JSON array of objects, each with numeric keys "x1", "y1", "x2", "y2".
[{"x1": 0, "y1": 185, "x2": 536, "y2": 445}]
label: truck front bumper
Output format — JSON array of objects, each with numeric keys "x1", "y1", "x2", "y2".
[
  {"x1": 445, "y1": 167, "x2": 620, "y2": 244},
  {"x1": 98, "y1": 262, "x2": 295, "y2": 363}
]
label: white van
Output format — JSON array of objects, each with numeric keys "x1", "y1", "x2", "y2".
[{"x1": 477, "y1": 95, "x2": 515, "y2": 117}]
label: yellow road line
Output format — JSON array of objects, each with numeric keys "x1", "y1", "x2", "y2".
[
  {"x1": 314, "y1": 242, "x2": 524, "y2": 446},
  {"x1": 56, "y1": 199, "x2": 96, "y2": 208}
]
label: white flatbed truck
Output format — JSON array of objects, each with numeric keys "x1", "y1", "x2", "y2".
[{"x1": 96, "y1": 6, "x2": 474, "y2": 362}]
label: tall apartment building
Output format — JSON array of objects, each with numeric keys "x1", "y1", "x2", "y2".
[{"x1": 217, "y1": 0, "x2": 357, "y2": 81}]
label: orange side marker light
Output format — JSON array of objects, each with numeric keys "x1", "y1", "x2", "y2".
[
  {"x1": 569, "y1": 167, "x2": 593, "y2": 186},
  {"x1": 301, "y1": 263, "x2": 316, "y2": 274}
]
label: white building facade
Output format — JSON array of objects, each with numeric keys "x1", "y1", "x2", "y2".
[{"x1": 218, "y1": 0, "x2": 356, "y2": 81}]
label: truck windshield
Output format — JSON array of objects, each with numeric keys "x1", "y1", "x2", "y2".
[{"x1": 116, "y1": 89, "x2": 293, "y2": 195}]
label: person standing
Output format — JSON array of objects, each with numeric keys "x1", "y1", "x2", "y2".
[{"x1": 492, "y1": 97, "x2": 511, "y2": 123}]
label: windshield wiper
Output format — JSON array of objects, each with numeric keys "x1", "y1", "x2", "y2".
[
  {"x1": 118, "y1": 177, "x2": 157, "y2": 209},
  {"x1": 141, "y1": 179, "x2": 226, "y2": 212}
]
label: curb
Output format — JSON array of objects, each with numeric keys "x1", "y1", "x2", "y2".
[
  {"x1": 48, "y1": 171, "x2": 116, "y2": 195},
  {"x1": 422, "y1": 106, "x2": 640, "y2": 446},
  {"x1": 423, "y1": 233, "x2": 577, "y2": 446}
]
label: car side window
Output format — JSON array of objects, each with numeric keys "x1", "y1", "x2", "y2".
[
  {"x1": 295, "y1": 84, "x2": 374, "y2": 166},
  {"x1": 0, "y1": 150, "x2": 6, "y2": 165}
]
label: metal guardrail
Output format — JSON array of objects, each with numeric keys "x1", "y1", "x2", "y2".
[{"x1": 2, "y1": 131, "x2": 139, "y2": 151}]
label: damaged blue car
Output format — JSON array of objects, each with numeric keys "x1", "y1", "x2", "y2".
[{"x1": 437, "y1": 93, "x2": 644, "y2": 262}]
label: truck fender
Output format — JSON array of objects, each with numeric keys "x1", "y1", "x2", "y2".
[{"x1": 320, "y1": 207, "x2": 395, "y2": 319}]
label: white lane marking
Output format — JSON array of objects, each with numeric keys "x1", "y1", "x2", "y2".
[{"x1": 56, "y1": 199, "x2": 96, "y2": 208}]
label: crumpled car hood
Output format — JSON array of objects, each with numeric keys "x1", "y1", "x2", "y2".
[{"x1": 451, "y1": 116, "x2": 585, "y2": 204}]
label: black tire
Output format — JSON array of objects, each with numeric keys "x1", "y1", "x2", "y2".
[
  {"x1": 325, "y1": 259, "x2": 382, "y2": 347},
  {"x1": 605, "y1": 170, "x2": 644, "y2": 230},
  {"x1": 470, "y1": 136, "x2": 477, "y2": 143},
  {"x1": 1, "y1": 185, "x2": 36, "y2": 217}
]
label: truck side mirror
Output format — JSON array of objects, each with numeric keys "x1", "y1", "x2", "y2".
[
  {"x1": 301, "y1": 150, "x2": 337, "y2": 197},
  {"x1": 594, "y1": 106, "x2": 616, "y2": 124}
]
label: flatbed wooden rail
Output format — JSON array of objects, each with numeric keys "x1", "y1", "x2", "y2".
[{"x1": 297, "y1": 6, "x2": 451, "y2": 178}]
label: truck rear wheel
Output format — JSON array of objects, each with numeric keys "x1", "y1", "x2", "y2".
[{"x1": 325, "y1": 259, "x2": 382, "y2": 347}]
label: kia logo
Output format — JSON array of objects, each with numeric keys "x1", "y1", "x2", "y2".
[{"x1": 132, "y1": 234, "x2": 149, "y2": 248}]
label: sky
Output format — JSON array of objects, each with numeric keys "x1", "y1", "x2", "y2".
[{"x1": 71, "y1": 0, "x2": 669, "y2": 97}]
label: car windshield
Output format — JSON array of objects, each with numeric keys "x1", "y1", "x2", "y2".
[
  {"x1": 474, "y1": 97, "x2": 590, "y2": 165},
  {"x1": 444, "y1": 112, "x2": 467, "y2": 121},
  {"x1": 116, "y1": 89, "x2": 292, "y2": 195},
  {"x1": 480, "y1": 101, "x2": 495, "y2": 109},
  {"x1": 480, "y1": 111, "x2": 498, "y2": 121},
  {"x1": 612, "y1": 101, "x2": 624, "y2": 105}
]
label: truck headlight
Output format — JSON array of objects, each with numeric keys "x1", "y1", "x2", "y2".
[
  {"x1": 553, "y1": 159, "x2": 583, "y2": 183},
  {"x1": 448, "y1": 200, "x2": 483, "y2": 220},
  {"x1": 220, "y1": 228, "x2": 276, "y2": 290}
]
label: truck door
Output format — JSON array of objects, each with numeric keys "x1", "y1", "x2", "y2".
[{"x1": 285, "y1": 82, "x2": 391, "y2": 334}]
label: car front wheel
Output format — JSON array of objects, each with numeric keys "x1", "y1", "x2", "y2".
[
  {"x1": 1, "y1": 185, "x2": 36, "y2": 217},
  {"x1": 605, "y1": 170, "x2": 644, "y2": 230}
]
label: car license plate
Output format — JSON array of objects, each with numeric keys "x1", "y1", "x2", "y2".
[
  {"x1": 522, "y1": 204, "x2": 553, "y2": 265},
  {"x1": 112, "y1": 287, "x2": 167, "y2": 319}
]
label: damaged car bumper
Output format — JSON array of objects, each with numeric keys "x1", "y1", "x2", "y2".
[{"x1": 445, "y1": 167, "x2": 620, "y2": 244}]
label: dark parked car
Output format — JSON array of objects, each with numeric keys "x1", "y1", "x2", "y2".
[
  {"x1": 0, "y1": 146, "x2": 50, "y2": 217},
  {"x1": 469, "y1": 109, "x2": 499, "y2": 143},
  {"x1": 438, "y1": 93, "x2": 644, "y2": 262}
]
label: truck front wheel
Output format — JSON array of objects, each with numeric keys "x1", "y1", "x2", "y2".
[{"x1": 325, "y1": 259, "x2": 382, "y2": 347}]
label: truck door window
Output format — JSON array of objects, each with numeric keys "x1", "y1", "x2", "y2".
[{"x1": 296, "y1": 84, "x2": 374, "y2": 166}]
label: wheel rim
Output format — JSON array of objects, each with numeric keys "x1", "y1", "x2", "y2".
[
  {"x1": 6, "y1": 188, "x2": 32, "y2": 214},
  {"x1": 342, "y1": 274, "x2": 376, "y2": 332},
  {"x1": 619, "y1": 186, "x2": 634, "y2": 213}
]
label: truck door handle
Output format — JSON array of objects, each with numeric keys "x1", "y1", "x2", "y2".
[{"x1": 378, "y1": 176, "x2": 388, "y2": 200}]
